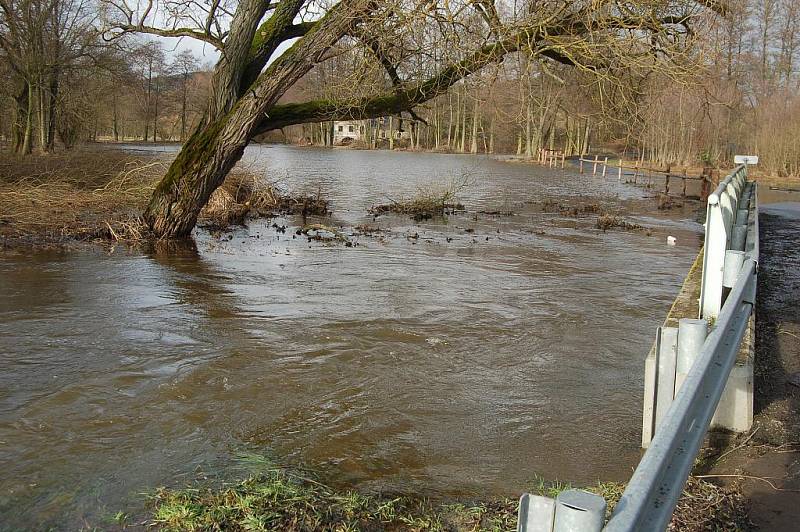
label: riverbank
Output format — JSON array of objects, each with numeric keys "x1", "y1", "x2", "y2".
[
  {"x1": 0, "y1": 148, "x2": 162, "y2": 247},
  {"x1": 0, "y1": 148, "x2": 327, "y2": 249},
  {"x1": 144, "y1": 462, "x2": 749, "y2": 531}
]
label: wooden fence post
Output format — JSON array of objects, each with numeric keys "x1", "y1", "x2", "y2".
[
  {"x1": 593, "y1": 155, "x2": 599, "y2": 175},
  {"x1": 682, "y1": 170, "x2": 688, "y2": 197}
]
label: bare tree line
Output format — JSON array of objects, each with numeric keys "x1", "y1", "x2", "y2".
[
  {"x1": 0, "y1": 1, "x2": 209, "y2": 153},
  {"x1": 2, "y1": 0, "x2": 795, "y2": 237},
  {"x1": 274, "y1": 0, "x2": 800, "y2": 179}
]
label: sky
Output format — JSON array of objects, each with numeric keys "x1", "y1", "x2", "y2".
[{"x1": 155, "y1": 35, "x2": 220, "y2": 68}]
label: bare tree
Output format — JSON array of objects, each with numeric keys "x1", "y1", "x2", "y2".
[
  {"x1": 98, "y1": 0, "x2": 724, "y2": 237},
  {"x1": 172, "y1": 49, "x2": 199, "y2": 141},
  {"x1": 0, "y1": 0, "x2": 98, "y2": 153}
]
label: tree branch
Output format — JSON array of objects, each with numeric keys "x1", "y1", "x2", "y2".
[
  {"x1": 283, "y1": 21, "x2": 317, "y2": 40},
  {"x1": 115, "y1": 24, "x2": 224, "y2": 48},
  {"x1": 254, "y1": 31, "x2": 523, "y2": 133}
]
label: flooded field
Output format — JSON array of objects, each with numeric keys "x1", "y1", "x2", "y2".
[{"x1": 0, "y1": 146, "x2": 704, "y2": 529}]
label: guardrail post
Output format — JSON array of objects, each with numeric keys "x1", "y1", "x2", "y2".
[
  {"x1": 517, "y1": 490, "x2": 606, "y2": 532},
  {"x1": 675, "y1": 319, "x2": 707, "y2": 394},
  {"x1": 655, "y1": 327, "x2": 679, "y2": 430},
  {"x1": 517, "y1": 493, "x2": 555, "y2": 532},
  {"x1": 732, "y1": 225, "x2": 748, "y2": 251},
  {"x1": 553, "y1": 490, "x2": 605, "y2": 532},
  {"x1": 736, "y1": 208, "x2": 749, "y2": 226},
  {"x1": 723, "y1": 250, "x2": 746, "y2": 288},
  {"x1": 699, "y1": 196, "x2": 727, "y2": 319},
  {"x1": 642, "y1": 346, "x2": 657, "y2": 448}
]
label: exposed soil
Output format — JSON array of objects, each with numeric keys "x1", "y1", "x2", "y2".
[{"x1": 704, "y1": 207, "x2": 800, "y2": 531}]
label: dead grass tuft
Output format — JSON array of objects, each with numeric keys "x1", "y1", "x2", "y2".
[
  {"x1": 595, "y1": 213, "x2": 643, "y2": 232},
  {"x1": 541, "y1": 199, "x2": 603, "y2": 216},
  {"x1": 0, "y1": 149, "x2": 164, "y2": 245},
  {"x1": 0, "y1": 149, "x2": 331, "y2": 244},
  {"x1": 200, "y1": 172, "x2": 329, "y2": 230},
  {"x1": 370, "y1": 177, "x2": 469, "y2": 221},
  {"x1": 657, "y1": 193, "x2": 683, "y2": 210}
]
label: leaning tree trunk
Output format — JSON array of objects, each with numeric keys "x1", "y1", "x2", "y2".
[
  {"x1": 143, "y1": 0, "x2": 369, "y2": 238},
  {"x1": 141, "y1": 0, "x2": 539, "y2": 238}
]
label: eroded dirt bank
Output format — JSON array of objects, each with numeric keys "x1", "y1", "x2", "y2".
[{"x1": 706, "y1": 204, "x2": 800, "y2": 531}]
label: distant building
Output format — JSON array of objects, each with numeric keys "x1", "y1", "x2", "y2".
[
  {"x1": 333, "y1": 121, "x2": 364, "y2": 144},
  {"x1": 333, "y1": 117, "x2": 413, "y2": 145}
]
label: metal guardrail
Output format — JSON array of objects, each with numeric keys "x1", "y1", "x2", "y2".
[
  {"x1": 604, "y1": 260, "x2": 756, "y2": 531},
  {"x1": 518, "y1": 164, "x2": 759, "y2": 532},
  {"x1": 699, "y1": 164, "x2": 750, "y2": 319}
]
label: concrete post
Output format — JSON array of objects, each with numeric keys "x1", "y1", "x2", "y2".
[
  {"x1": 642, "y1": 351, "x2": 657, "y2": 448},
  {"x1": 517, "y1": 493, "x2": 555, "y2": 532},
  {"x1": 553, "y1": 490, "x2": 606, "y2": 532},
  {"x1": 736, "y1": 208, "x2": 749, "y2": 226},
  {"x1": 723, "y1": 250, "x2": 746, "y2": 288},
  {"x1": 675, "y1": 319, "x2": 708, "y2": 394},
  {"x1": 732, "y1": 225, "x2": 748, "y2": 251},
  {"x1": 655, "y1": 327, "x2": 679, "y2": 430}
]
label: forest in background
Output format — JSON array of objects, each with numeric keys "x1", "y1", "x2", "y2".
[{"x1": 1, "y1": 0, "x2": 799, "y2": 178}]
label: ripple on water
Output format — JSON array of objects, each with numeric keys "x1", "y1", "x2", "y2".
[{"x1": 0, "y1": 146, "x2": 703, "y2": 529}]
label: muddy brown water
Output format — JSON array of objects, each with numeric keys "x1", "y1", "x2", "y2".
[{"x1": 0, "y1": 146, "x2": 705, "y2": 529}]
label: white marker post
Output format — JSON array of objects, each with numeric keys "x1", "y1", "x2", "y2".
[{"x1": 734, "y1": 155, "x2": 759, "y2": 166}]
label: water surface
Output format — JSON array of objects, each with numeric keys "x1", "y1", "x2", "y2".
[{"x1": 0, "y1": 146, "x2": 703, "y2": 529}]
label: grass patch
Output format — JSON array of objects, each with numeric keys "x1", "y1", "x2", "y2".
[
  {"x1": 200, "y1": 172, "x2": 329, "y2": 230},
  {"x1": 147, "y1": 462, "x2": 750, "y2": 531},
  {"x1": 0, "y1": 148, "x2": 163, "y2": 244},
  {"x1": 0, "y1": 148, "x2": 331, "y2": 244},
  {"x1": 149, "y1": 466, "x2": 517, "y2": 531},
  {"x1": 540, "y1": 200, "x2": 603, "y2": 217}
]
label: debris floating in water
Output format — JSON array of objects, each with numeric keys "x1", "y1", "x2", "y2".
[{"x1": 667, "y1": 236, "x2": 677, "y2": 246}]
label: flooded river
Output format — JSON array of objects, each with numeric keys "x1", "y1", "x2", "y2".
[{"x1": 0, "y1": 146, "x2": 704, "y2": 529}]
